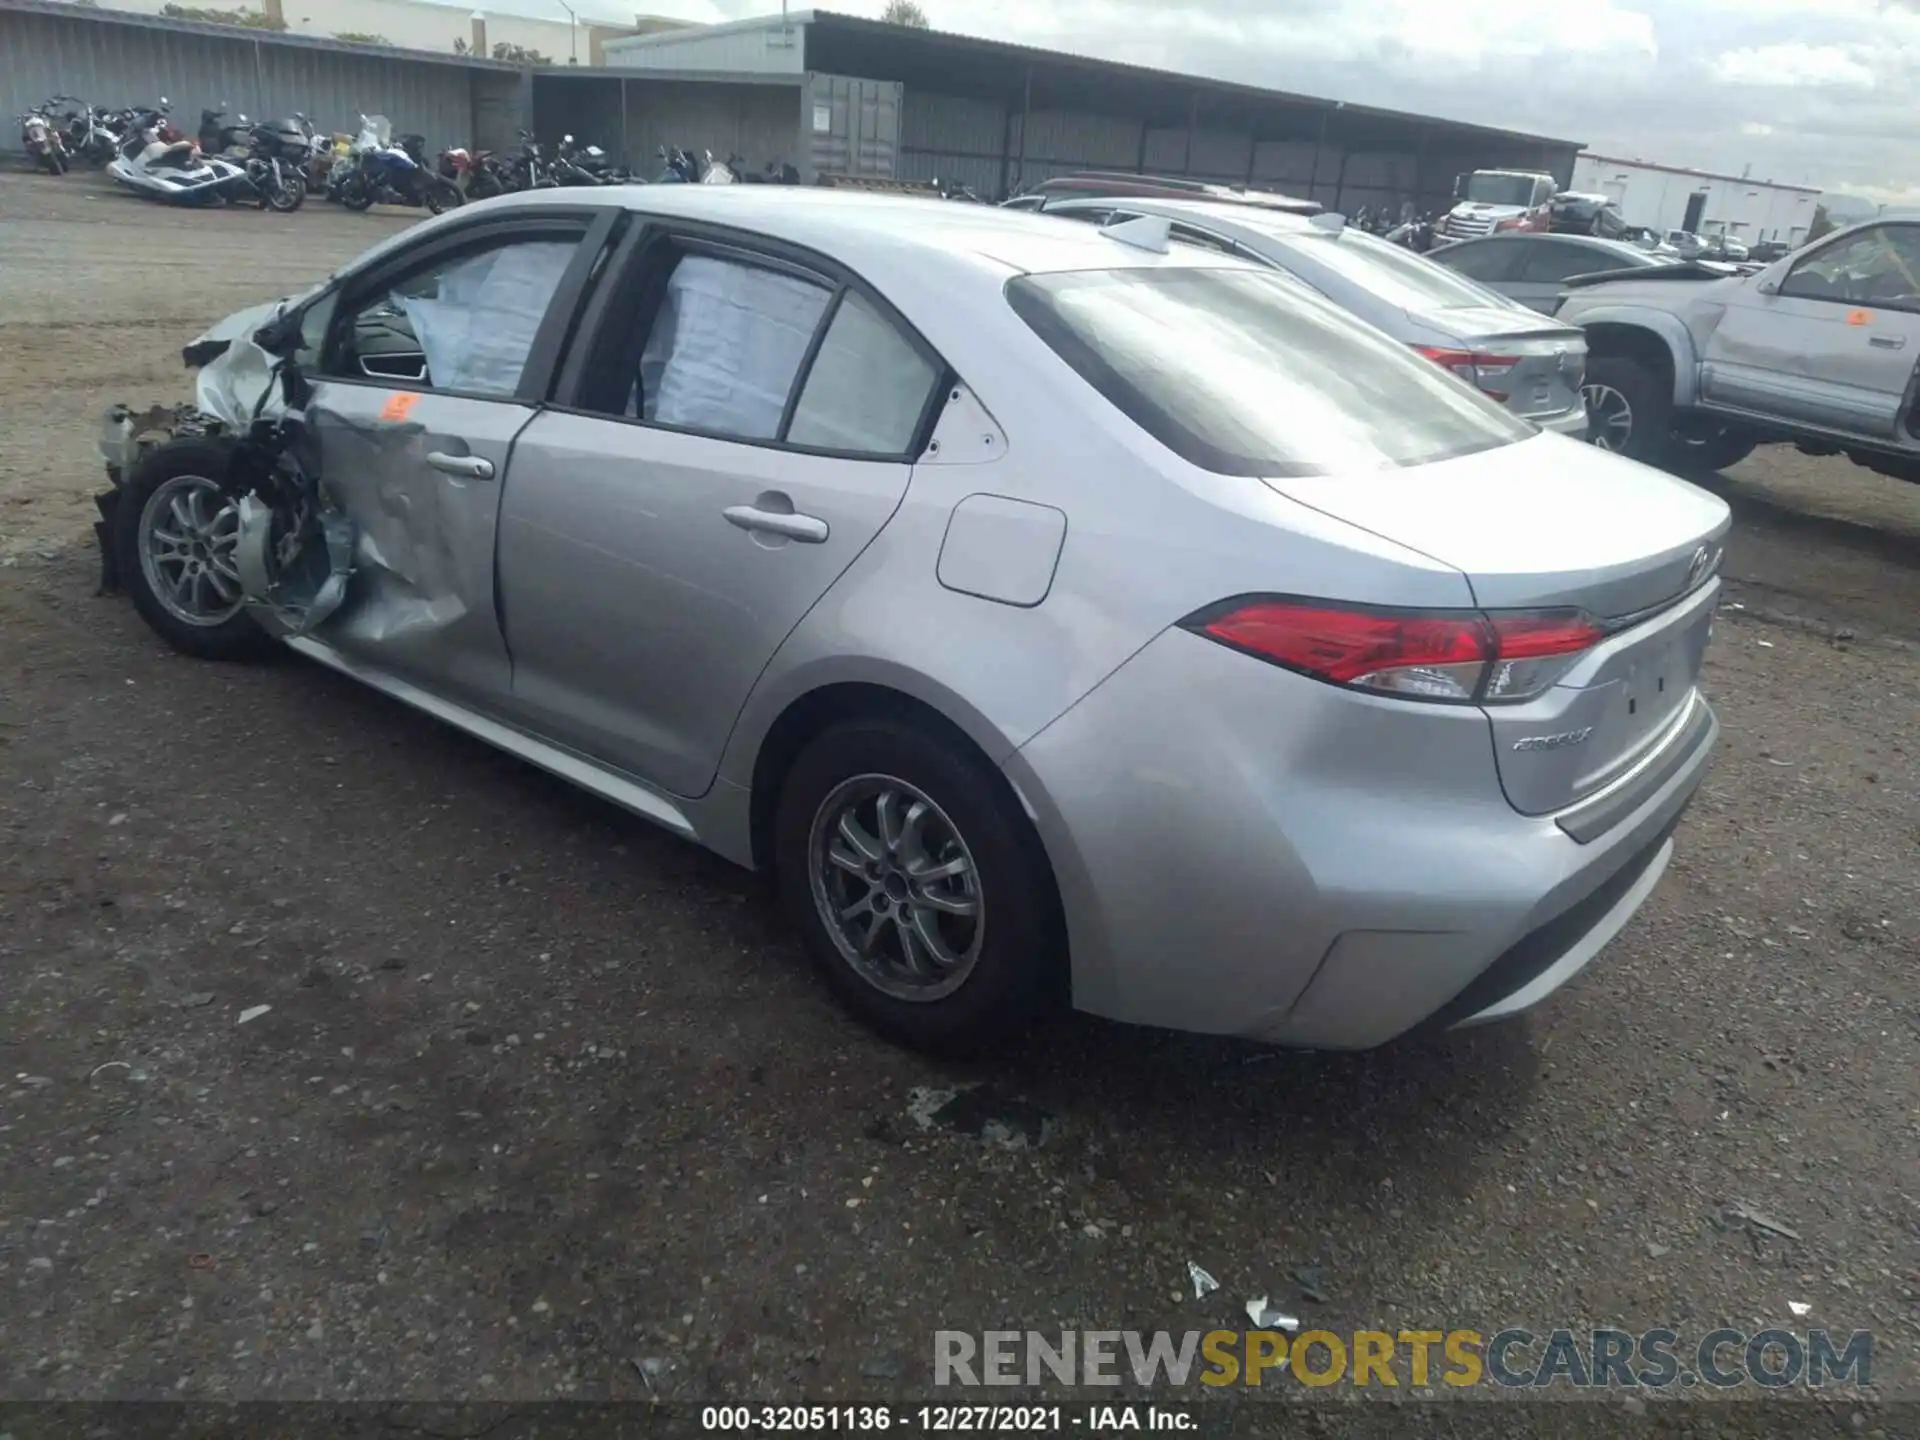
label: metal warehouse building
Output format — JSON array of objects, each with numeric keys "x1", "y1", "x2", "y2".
[
  {"x1": 4, "y1": 0, "x2": 1581, "y2": 216},
  {"x1": 581, "y1": 9, "x2": 1582, "y2": 209}
]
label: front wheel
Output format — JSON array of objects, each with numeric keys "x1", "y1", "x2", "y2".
[
  {"x1": 773, "y1": 718, "x2": 1062, "y2": 1055},
  {"x1": 423, "y1": 177, "x2": 462, "y2": 214},
  {"x1": 1674, "y1": 427, "x2": 1757, "y2": 474},
  {"x1": 1581, "y1": 355, "x2": 1674, "y2": 465},
  {"x1": 113, "y1": 437, "x2": 276, "y2": 663},
  {"x1": 264, "y1": 169, "x2": 305, "y2": 212}
]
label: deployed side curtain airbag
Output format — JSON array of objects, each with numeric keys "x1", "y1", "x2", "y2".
[{"x1": 639, "y1": 256, "x2": 830, "y2": 439}]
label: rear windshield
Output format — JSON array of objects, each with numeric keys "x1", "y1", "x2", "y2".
[
  {"x1": 1254, "y1": 224, "x2": 1507, "y2": 314},
  {"x1": 1006, "y1": 267, "x2": 1532, "y2": 477}
]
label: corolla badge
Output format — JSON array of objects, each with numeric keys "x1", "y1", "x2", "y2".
[{"x1": 1512, "y1": 727, "x2": 1595, "y2": 752}]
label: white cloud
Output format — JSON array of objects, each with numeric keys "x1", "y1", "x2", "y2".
[{"x1": 1709, "y1": 42, "x2": 1877, "y2": 86}]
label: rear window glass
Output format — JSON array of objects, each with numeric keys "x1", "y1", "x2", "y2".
[
  {"x1": 1006, "y1": 267, "x2": 1531, "y2": 477},
  {"x1": 1254, "y1": 223, "x2": 1506, "y2": 313}
]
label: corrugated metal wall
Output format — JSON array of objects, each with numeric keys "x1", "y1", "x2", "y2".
[
  {"x1": 0, "y1": 5, "x2": 517, "y2": 152},
  {"x1": 806, "y1": 73, "x2": 899, "y2": 183},
  {"x1": 602, "y1": 21, "x2": 804, "y2": 76},
  {"x1": 620, "y1": 78, "x2": 802, "y2": 177}
]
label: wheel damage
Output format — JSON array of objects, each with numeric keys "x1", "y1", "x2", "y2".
[{"x1": 96, "y1": 300, "x2": 464, "y2": 647}]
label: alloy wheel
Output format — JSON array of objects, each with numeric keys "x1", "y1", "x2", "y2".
[
  {"x1": 1582, "y1": 382, "x2": 1634, "y2": 452},
  {"x1": 808, "y1": 776, "x2": 985, "y2": 1002},
  {"x1": 138, "y1": 473, "x2": 243, "y2": 626}
]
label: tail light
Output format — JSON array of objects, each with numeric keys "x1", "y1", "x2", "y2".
[
  {"x1": 1413, "y1": 345, "x2": 1519, "y2": 401},
  {"x1": 1182, "y1": 597, "x2": 1603, "y2": 704}
]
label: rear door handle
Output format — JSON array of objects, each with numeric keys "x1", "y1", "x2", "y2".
[
  {"x1": 723, "y1": 505, "x2": 829, "y2": 543},
  {"x1": 425, "y1": 451, "x2": 495, "y2": 479},
  {"x1": 1869, "y1": 334, "x2": 1908, "y2": 350}
]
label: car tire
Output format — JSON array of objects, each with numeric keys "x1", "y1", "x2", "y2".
[
  {"x1": 1674, "y1": 427, "x2": 1757, "y2": 474},
  {"x1": 773, "y1": 717, "x2": 1062, "y2": 1055},
  {"x1": 114, "y1": 437, "x2": 277, "y2": 663},
  {"x1": 1582, "y1": 355, "x2": 1674, "y2": 466}
]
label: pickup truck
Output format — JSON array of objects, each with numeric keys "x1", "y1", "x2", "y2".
[{"x1": 1558, "y1": 214, "x2": 1920, "y2": 480}]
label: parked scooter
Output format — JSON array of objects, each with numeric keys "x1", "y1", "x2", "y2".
[
  {"x1": 44, "y1": 95, "x2": 116, "y2": 166},
  {"x1": 437, "y1": 145, "x2": 510, "y2": 199},
  {"x1": 336, "y1": 114, "x2": 462, "y2": 213},
  {"x1": 699, "y1": 148, "x2": 736, "y2": 184},
  {"x1": 20, "y1": 103, "x2": 71, "y2": 174}
]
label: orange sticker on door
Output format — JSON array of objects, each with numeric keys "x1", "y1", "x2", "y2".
[
  {"x1": 1846, "y1": 309, "x2": 1874, "y2": 326},
  {"x1": 380, "y1": 391, "x2": 421, "y2": 421}
]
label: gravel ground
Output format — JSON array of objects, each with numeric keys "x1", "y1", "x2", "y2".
[{"x1": 1, "y1": 169, "x2": 1916, "y2": 1427}]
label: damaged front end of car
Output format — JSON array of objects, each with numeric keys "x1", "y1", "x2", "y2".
[{"x1": 97, "y1": 300, "x2": 389, "y2": 641}]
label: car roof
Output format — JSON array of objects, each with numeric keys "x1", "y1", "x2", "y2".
[
  {"x1": 415, "y1": 185, "x2": 1256, "y2": 280},
  {"x1": 1044, "y1": 193, "x2": 1321, "y2": 236}
]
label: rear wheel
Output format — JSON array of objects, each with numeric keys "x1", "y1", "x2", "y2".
[
  {"x1": 1582, "y1": 354, "x2": 1674, "y2": 465},
  {"x1": 114, "y1": 437, "x2": 275, "y2": 662},
  {"x1": 1673, "y1": 426, "x2": 1757, "y2": 473},
  {"x1": 773, "y1": 718, "x2": 1062, "y2": 1055},
  {"x1": 423, "y1": 176, "x2": 462, "y2": 214}
]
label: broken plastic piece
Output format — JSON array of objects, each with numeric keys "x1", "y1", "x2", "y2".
[
  {"x1": 1788, "y1": 1301, "x2": 1811, "y2": 1317},
  {"x1": 1187, "y1": 1261, "x2": 1219, "y2": 1299},
  {"x1": 235, "y1": 497, "x2": 355, "y2": 638},
  {"x1": 237, "y1": 1005, "x2": 272, "y2": 1025},
  {"x1": 1243, "y1": 1296, "x2": 1300, "y2": 1332},
  {"x1": 1724, "y1": 1199, "x2": 1799, "y2": 1241}
]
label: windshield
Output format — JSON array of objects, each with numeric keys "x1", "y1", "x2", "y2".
[
  {"x1": 1463, "y1": 174, "x2": 1539, "y2": 207},
  {"x1": 1006, "y1": 268, "x2": 1530, "y2": 477},
  {"x1": 1252, "y1": 221, "x2": 1511, "y2": 314}
]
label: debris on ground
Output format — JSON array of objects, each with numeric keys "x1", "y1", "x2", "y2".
[
  {"x1": 237, "y1": 1004, "x2": 273, "y2": 1026},
  {"x1": 179, "y1": 991, "x2": 215, "y2": 1009},
  {"x1": 906, "y1": 1084, "x2": 1053, "y2": 1149},
  {"x1": 1243, "y1": 1296, "x2": 1300, "y2": 1332},
  {"x1": 1292, "y1": 1265, "x2": 1329, "y2": 1303},
  {"x1": 1722, "y1": 1199, "x2": 1800, "y2": 1242},
  {"x1": 1187, "y1": 1261, "x2": 1219, "y2": 1299},
  {"x1": 1789, "y1": 1301, "x2": 1812, "y2": 1317}
]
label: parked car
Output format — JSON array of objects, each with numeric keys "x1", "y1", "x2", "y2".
[
  {"x1": 1017, "y1": 170, "x2": 1321, "y2": 215},
  {"x1": 1702, "y1": 233, "x2": 1750, "y2": 262},
  {"x1": 1037, "y1": 194, "x2": 1591, "y2": 438},
  {"x1": 1559, "y1": 212, "x2": 1920, "y2": 477},
  {"x1": 1429, "y1": 233, "x2": 1661, "y2": 314},
  {"x1": 1549, "y1": 192, "x2": 1628, "y2": 239},
  {"x1": 1747, "y1": 239, "x2": 1795, "y2": 264},
  {"x1": 1663, "y1": 230, "x2": 1708, "y2": 259},
  {"x1": 101, "y1": 188, "x2": 1727, "y2": 1054}
]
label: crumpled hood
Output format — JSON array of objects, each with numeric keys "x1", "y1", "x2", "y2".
[{"x1": 189, "y1": 299, "x2": 293, "y2": 430}]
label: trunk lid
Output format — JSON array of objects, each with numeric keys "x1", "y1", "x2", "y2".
[
  {"x1": 1265, "y1": 434, "x2": 1731, "y2": 815},
  {"x1": 1420, "y1": 306, "x2": 1587, "y2": 420}
]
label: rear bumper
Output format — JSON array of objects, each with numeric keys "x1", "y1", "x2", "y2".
[
  {"x1": 1535, "y1": 407, "x2": 1591, "y2": 441},
  {"x1": 1005, "y1": 627, "x2": 1716, "y2": 1048}
]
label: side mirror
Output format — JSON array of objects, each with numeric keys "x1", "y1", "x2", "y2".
[{"x1": 1757, "y1": 279, "x2": 1779, "y2": 296}]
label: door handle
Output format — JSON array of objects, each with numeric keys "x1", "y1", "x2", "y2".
[
  {"x1": 1869, "y1": 335, "x2": 1908, "y2": 350},
  {"x1": 723, "y1": 505, "x2": 829, "y2": 543},
  {"x1": 426, "y1": 451, "x2": 495, "y2": 479}
]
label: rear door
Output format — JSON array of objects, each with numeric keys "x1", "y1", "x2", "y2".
[
  {"x1": 1700, "y1": 221, "x2": 1920, "y2": 438},
  {"x1": 497, "y1": 225, "x2": 948, "y2": 797},
  {"x1": 1510, "y1": 237, "x2": 1614, "y2": 314},
  {"x1": 304, "y1": 209, "x2": 612, "y2": 705}
]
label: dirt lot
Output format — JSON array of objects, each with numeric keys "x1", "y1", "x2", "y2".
[{"x1": 1, "y1": 169, "x2": 1917, "y2": 1425}]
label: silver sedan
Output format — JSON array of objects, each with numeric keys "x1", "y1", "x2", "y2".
[{"x1": 105, "y1": 188, "x2": 1727, "y2": 1053}]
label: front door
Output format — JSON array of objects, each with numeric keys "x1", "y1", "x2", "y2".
[
  {"x1": 303, "y1": 218, "x2": 599, "y2": 705},
  {"x1": 1701, "y1": 221, "x2": 1920, "y2": 439},
  {"x1": 498, "y1": 235, "x2": 946, "y2": 797}
]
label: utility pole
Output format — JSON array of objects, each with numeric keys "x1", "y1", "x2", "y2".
[{"x1": 554, "y1": 0, "x2": 579, "y2": 64}]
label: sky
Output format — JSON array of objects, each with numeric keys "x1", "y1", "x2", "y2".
[{"x1": 479, "y1": 0, "x2": 1920, "y2": 205}]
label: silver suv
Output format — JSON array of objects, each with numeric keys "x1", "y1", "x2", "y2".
[{"x1": 1559, "y1": 214, "x2": 1920, "y2": 477}]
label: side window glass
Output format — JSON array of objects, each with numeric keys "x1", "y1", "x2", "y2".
[
  {"x1": 787, "y1": 291, "x2": 940, "y2": 455},
  {"x1": 1441, "y1": 244, "x2": 1518, "y2": 282},
  {"x1": 1520, "y1": 242, "x2": 1591, "y2": 283},
  {"x1": 1782, "y1": 226, "x2": 1920, "y2": 309},
  {"x1": 638, "y1": 254, "x2": 831, "y2": 440},
  {"x1": 1170, "y1": 224, "x2": 1234, "y2": 255},
  {"x1": 326, "y1": 236, "x2": 579, "y2": 395}
]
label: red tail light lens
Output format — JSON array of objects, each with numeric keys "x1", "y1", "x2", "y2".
[
  {"x1": 1412, "y1": 345, "x2": 1519, "y2": 402},
  {"x1": 1185, "y1": 598, "x2": 1602, "y2": 704}
]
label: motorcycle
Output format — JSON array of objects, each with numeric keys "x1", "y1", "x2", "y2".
[
  {"x1": 335, "y1": 114, "x2": 462, "y2": 214},
  {"x1": 105, "y1": 100, "x2": 248, "y2": 205},
  {"x1": 45, "y1": 95, "x2": 115, "y2": 166},
  {"x1": 655, "y1": 145, "x2": 699, "y2": 184},
  {"x1": 20, "y1": 104, "x2": 71, "y2": 175},
  {"x1": 699, "y1": 148, "x2": 736, "y2": 184},
  {"x1": 437, "y1": 145, "x2": 511, "y2": 199},
  {"x1": 197, "y1": 105, "x2": 253, "y2": 160},
  {"x1": 551, "y1": 134, "x2": 613, "y2": 186},
  {"x1": 236, "y1": 116, "x2": 310, "y2": 212},
  {"x1": 500, "y1": 129, "x2": 558, "y2": 192},
  {"x1": 1384, "y1": 213, "x2": 1439, "y2": 253}
]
